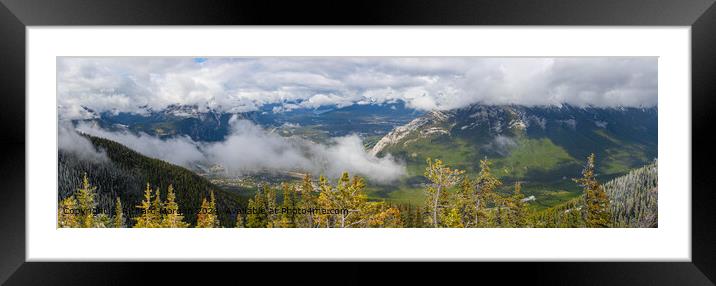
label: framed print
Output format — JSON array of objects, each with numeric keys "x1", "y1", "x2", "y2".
[{"x1": 1, "y1": 0, "x2": 716, "y2": 285}]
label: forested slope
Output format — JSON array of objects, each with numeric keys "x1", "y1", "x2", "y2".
[
  {"x1": 59, "y1": 135, "x2": 244, "y2": 226},
  {"x1": 531, "y1": 160, "x2": 658, "y2": 228}
]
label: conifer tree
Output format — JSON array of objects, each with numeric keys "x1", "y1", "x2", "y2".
[
  {"x1": 414, "y1": 206, "x2": 423, "y2": 228},
  {"x1": 264, "y1": 186, "x2": 279, "y2": 227},
  {"x1": 297, "y1": 174, "x2": 318, "y2": 228},
  {"x1": 196, "y1": 191, "x2": 220, "y2": 228},
  {"x1": 368, "y1": 205, "x2": 403, "y2": 228},
  {"x1": 455, "y1": 177, "x2": 474, "y2": 227},
  {"x1": 508, "y1": 182, "x2": 528, "y2": 227},
  {"x1": 574, "y1": 154, "x2": 611, "y2": 228},
  {"x1": 334, "y1": 173, "x2": 370, "y2": 228},
  {"x1": 76, "y1": 173, "x2": 98, "y2": 228},
  {"x1": 472, "y1": 159, "x2": 502, "y2": 227},
  {"x1": 134, "y1": 183, "x2": 157, "y2": 228},
  {"x1": 58, "y1": 196, "x2": 80, "y2": 228},
  {"x1": 423, "y1": 158, "x2": 463, "y2": 227},
  {"x1": 161, "y1": 185, "x2": 189, "y2": 228},
  {"x1": 235, "y1": 212, "x2": 245, "y2": 228},
  {"x1": 152, "y1": 187, "x2": 164, "y2": 226},
  {"x1": 113, "y1": 197, "x2": 125, "y2": 228},
  {"x1": 279, "y1": 183, "x2": 297, "y2": 228},
  {"x1": 316, "y1": 176, "x2": 336, "y2": 227},
  {"x1": 246, "y1": 188, "x2": 268, "y2": 228},
  {"x1": 443, "y1": 208, "x2": 464, "y2": 228}
]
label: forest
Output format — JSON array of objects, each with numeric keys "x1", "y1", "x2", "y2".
[{"x1": 58, "y1": 152, "x2": 658, "y2": 228}]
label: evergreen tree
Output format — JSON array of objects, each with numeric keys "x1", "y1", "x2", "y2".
[
  {"x1": 196, "y1": 191, "x2": 220, "y2": 228},
  {"x1": 152, "y1": 187, "x2": 163, "y2": 226},
  {"x1": 134, "y1": 183, "x2": 157, "y2": 228},
  {"x1": 443, "y1": 208, "x2": 464, "y2": 228},
  {"x1": 316, "y1": 176, "x2": 336, "y2": 227},
  {"x1": 246, "y1": 188, "x2": 268, "y2": 228},
  {"x1": 76, "y1": 173, "x2": 98, "y2": 228},
  {"x1": 264, "y1": 186, "x2": 279, "y2": 227},
  {"x1": 471, "y1": 159, "x2": 502, "y2": 227},
  {"x1": 423, "y1": 158, "x2": 464, "y2": 227},
  {"x1": 368, "y1": 205, "x2": 403, "y2": 228},
  {"x1": 574, "y1": 154, "x2": 611, "y2": 228},
  {"x1": 113, "y1": 197, "x2": 125, "y2": 228},
  {"x1": 279, "y1": 183, "x2": 297, "y2": 228},
  {"x1": 58, "y1": 196, "x2": 80, "y2": 228},
  {"x1": 161, "y1": 185, "x2": 189, "y2": 228},
  {"x1": 507, "y1": 182, "x2": 528, "y2": 227},
  {"x1": 414, "y1": 206, "x2": 423, "y2": 228},
  {"x1": 235, "y1": 212, "x2": 245, "y2": 228},
  {"x1": 297, "y1": 174, "x2": 318, "y2": 228}
]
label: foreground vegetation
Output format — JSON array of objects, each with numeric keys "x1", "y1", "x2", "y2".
[{"x1": 58, "y1": 153, "x2": 657, "y2": 228}]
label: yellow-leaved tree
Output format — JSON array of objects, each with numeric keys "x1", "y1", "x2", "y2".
[
  {"x1": 134, "y1": 183, "x2": 158, "y2": 228},
  {"x1": 424, "y1": 158, "x2": 464, "y2": 227},
  {"x1": 196, "y1": 191, "x2": 219, "y2": 228},
  {"x1": 58, "y1": 196, "x2": 80, "y2": 228},
  {"x1": 161, "y1": 185, "x2": 189, "y2": 228}
]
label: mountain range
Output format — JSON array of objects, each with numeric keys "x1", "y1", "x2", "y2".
[{"x1": 68, "y1": 102, "x2": 657, "y2": 208}]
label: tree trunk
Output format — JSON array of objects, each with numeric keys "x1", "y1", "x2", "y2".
[{"x1": 433, "y1": 185, "x2": 441, "y2": 227}]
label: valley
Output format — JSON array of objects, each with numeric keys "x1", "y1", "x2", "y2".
[{"x1": 66, "y1": 102, "x2": 657, "y2": 214}]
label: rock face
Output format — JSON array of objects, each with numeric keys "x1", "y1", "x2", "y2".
[
  {"x1": 370, "y1": 104, "x2": 658, "y2": 159},
  {"x1": 369, "y1": 110, "x2": 451, "y2": 156}
]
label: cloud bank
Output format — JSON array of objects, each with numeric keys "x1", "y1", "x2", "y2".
[
  {"x1": 58, "y1": 57, "x2": 657, "y2": 119},
  {"x1": 73, "y1": 120, "x2": 406, "y2": 183},
  {"x1": 58, "y1": 123, "x2": 107, "y2": 162}
]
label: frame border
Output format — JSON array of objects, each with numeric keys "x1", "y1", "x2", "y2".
[{"x1": 1, "y1": 0, "x2": 715, "y2": 284}]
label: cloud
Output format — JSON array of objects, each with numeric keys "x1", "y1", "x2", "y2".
[
  {"x1": 72, "y1": 120, "x2": 407, "y2": 184},
  {"x1": 75, "y1": 123, "x2": 205, "y2": 167},
  {"x1": 58, "y1": 57, "x2": 657, "y2": 118},
  {"x1": 58, "y1": 123, "x2": 107, "y2": 162}
]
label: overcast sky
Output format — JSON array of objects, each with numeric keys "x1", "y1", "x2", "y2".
[{"x1": 58, "y1": 57, "x2": 657, "y2": 119}]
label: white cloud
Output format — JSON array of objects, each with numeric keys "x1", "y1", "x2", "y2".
[
  {"x1": 58, "y1": 123, "x2": 107, "y2": 162},
  {"x1": 58, "y1": 57, "x2": 657, "y2": 119},
  {"x1": 75, "y1": 123, "x2": 205, "y2": 167},
  {"x1": 72, "y1": 120, "x2": 407, "y2": 184}
]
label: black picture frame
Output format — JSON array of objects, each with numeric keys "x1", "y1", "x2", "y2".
[{"x1": 1, "y1": 0, "x2": 715, "y2": 284}]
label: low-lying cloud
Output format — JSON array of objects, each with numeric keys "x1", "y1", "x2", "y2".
[
  {"x1": 58, "y1": 123, "x2": 107, "y2": 162},
  {"x1": 73, "y1": 120, "x2": 407, "y2": 183}
]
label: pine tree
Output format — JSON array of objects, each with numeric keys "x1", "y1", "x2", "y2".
[
  {"x1": 443, "y1": 208, "x2": 464, "y2": 228},
  {"x1": 264, "y1": 186, "x2": 279, "y2": 227},
  {"x1": 297, "y1": 174, "x2": 318, "y2": 228},
  {"x1": 279, "y1": 183, "x2": 297, "y2": 228},
  {"x1": 368, "y1": 205, "x2": 403, "y2": 228},
  {"x1": 152, "y1": 187, "x2": 163, "y2": 226},
  {"x1": 134, "y1": 183, "x2": 157, "y2": 228},
  {"x1": 161, "y1": 185, "x2": 189, "y2": 228},
  {"x1": 335, "y1": 173, "x2": 370, "y2": 228},
  {"x1": 423, "y1": 158, "x2": 464, "y2": 227},
  {"x1": 196, "y1": 191, "x2": 219, "y2": 228},
  {"x1": 316, "y1": 176, "x2": 336, "y2": 227},
  {"x1": 58, "y1": 196, "x2": 80, "y2": 228},
  {"x1": 574, "y1": 154, "x2": 611, "y2": 228},
  {"x1": 414, "y1": 206, "x2": 423, "y2": 228},
  {"x1": 113, "y1": 197, "x2": 125, "y2": 228},
  {"x1": 235, "y1": 212, "x2": 245, "y2": 228},
  {"x1": 75, "y1": 173, "x2": 98, "y2": 228},
  {"x1": 507, "y1": 182, "x2": 528, "y2": 227},
  {"x1": 472, "y1": 159, "x2": 502, "y2": 227},
  {"x1": 246, "y1": 188, "x2": 268, "y2": 228}
]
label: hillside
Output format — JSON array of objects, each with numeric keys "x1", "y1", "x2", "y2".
[
  {"x1": 368, "y1": 104, "x2": 657, "y2": 206},
  {"x1": 58, "y1": 135, "x2": 245, "y2": 226},
  {"x1": 529, "y1": 160, "x2": 657, "y2": 227}
]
